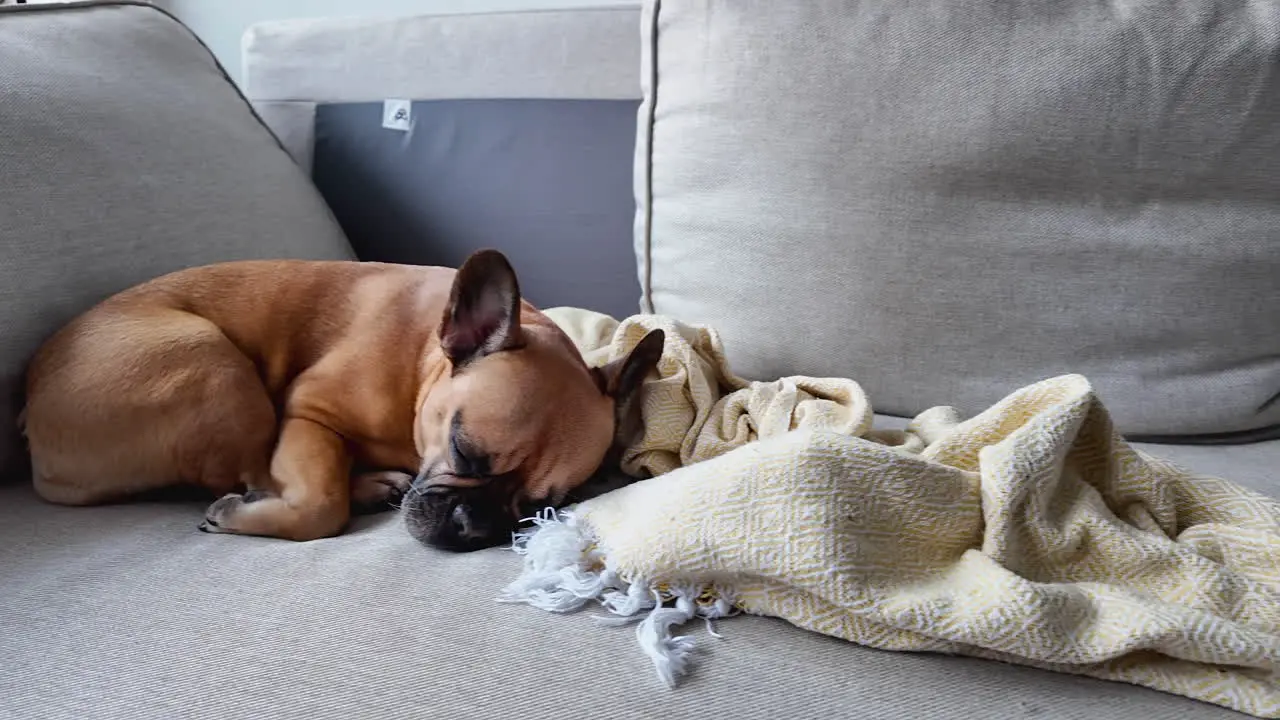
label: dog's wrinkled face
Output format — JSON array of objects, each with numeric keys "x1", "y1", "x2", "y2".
[{"x1": 402, "y1": 250, "x2": 663, "y2": 551}]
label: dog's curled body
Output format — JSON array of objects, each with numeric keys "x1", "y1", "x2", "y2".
[{"x1": 22, "y1": 253, "x2": 662, "y2": 549}]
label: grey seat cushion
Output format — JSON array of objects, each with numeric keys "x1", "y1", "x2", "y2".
[
  {"x1": 634, "y1": 0, "x2": 1280, "y2": 440},
  {"x1": 0, "y1": 1, "x2": 354, "y2": 481},
  {"x1": 1, "y1": 430, "x2": 1274, "y2": 719}
]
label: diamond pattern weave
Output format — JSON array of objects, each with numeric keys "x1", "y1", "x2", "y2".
[{"x1": 541, "y1": 308, "x2": 1280, "y2": 717}]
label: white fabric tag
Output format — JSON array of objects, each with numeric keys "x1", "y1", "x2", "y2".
[{"x1": 381, "y1": 99, "x2": 412, "y2": 131}]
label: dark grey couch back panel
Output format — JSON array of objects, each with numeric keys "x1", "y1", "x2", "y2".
[{"x1": 312, "y1": 99, "x2": 642, "y2": 319}]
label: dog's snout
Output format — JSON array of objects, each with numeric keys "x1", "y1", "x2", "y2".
[
  {"x1": 402, "y1": 481, "x2": 517, "y2": 552},
  {"x1": 448, "y1": 504, "x2": 474, "y2": 536},
  {"x1": 412, "y1": 476, "x2": 451, "y2": 496}
]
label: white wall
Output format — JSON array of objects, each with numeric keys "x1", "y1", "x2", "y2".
[{"x1": 166, "y1": 0, "x2": 637, "y2": 85}]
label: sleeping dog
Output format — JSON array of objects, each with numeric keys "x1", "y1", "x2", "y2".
[{"x1": 21, "y1": 249, "x2": 663, "y2": 550}]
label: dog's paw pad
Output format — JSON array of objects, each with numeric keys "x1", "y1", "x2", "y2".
[
  {"x1": 202, "y1": 493, "x2": 245, "y2": 532},
  {"x1": 351, "y1": 471, "x2": 413, "y2": 514}
]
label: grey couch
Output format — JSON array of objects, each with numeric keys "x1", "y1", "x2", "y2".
[{"x1": 2, "y1": 3, "x2": 1277, "y2": 719}]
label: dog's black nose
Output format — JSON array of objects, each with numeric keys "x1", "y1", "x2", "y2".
[{"x1": 402, "y1": 484, "x2": 514, "y2": 552}]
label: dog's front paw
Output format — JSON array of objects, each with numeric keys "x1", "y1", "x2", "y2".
[
  {"x1": 351, "y1": 471, "x2": 413, "y2": 515},
  {"x1": 199, "y1": 492, "x2": 249, "y2": 533}
]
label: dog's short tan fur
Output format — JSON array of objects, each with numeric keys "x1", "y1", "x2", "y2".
[{"x1": 22, "y1": 251, "x2": 662, "y2": 548}]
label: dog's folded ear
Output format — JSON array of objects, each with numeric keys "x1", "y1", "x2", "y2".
[
  {"x1": 440, "y1": 249, "x2": 524, "y2": 366},
  {"x1": 593, "y1": 329, "x2": 665, "y2": 447}
]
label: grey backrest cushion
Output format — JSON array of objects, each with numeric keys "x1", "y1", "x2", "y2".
[
  {"x1": 635, "y1": 0, "x2": 1280, "y2": 440},
  {"x1": 242, "y1": 8, "x2": 644, "y2": 320},
  {"x1": 0, "y1": 1, "x2": 354, "y2": 480}
]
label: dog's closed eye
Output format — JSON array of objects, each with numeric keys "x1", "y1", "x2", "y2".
[
  {"x1": 450, "y1": 436, "x2": 490, "y2": 477},
  {"x1": 449, "y1": 413, "x2": 490, "y2": 477}
]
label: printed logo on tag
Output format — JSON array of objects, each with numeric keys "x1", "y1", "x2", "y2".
[{"x1": 382, "y1": 99, "x2": 412, "y2": 131}]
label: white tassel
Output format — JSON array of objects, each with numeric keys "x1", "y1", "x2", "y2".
[
  {"x1": 636, "y1": 590, "x2": 698, "y2": 688},
  {"x1": 600, "y1": 578, "x2": 657, "y2": 618},
  {"x1": 498, "y1": 509, "x2": 600, "y2": 613},
  {"x1": 498, "y1": 508, "x2": 738, "y2": 688}
]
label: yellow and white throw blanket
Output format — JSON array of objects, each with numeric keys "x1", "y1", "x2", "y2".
[{"x1": 499, "y1": 310, "x2": 1280, "y2": 717}]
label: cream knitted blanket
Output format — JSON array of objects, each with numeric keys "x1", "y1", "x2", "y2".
[{"x1": 500, "y1": 309, "x2": 1280, "y2": 717}]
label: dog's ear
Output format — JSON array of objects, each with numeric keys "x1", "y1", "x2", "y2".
[
  {"x1": 440, "y1": 250, "x2": 524, "y2": 366},
  {"x1": 593, "y1": 329, "x2": 665, "y2": 447}
]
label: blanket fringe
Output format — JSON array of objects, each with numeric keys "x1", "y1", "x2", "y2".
[{"x1": 497, "y1": 508, "x2": 737, "y2": 687}]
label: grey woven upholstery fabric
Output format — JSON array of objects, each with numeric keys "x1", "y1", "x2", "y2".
[
  {"x1": 1, "y1": 430, "x2": 1273, "y2": 719},
  {"x1": 635, "y1": 0, "x2": 1280, "y2": 439}
]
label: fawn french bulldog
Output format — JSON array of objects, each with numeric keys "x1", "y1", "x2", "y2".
[{"x1": 21, "y1": 250, "x2": 663, "y2": 550}]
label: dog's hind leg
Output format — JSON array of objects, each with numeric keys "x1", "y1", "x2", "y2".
[{"x1": 23, "y1": 308, "x2": 277, "y2": 506}]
